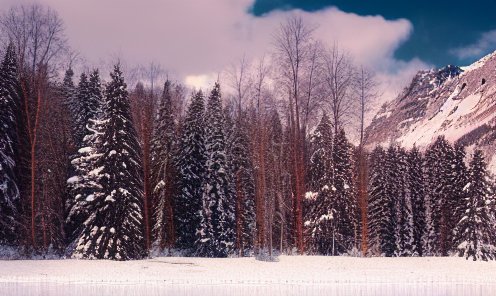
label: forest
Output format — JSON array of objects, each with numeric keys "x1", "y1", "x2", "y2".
[{"x1": 0, "y1": 3, "x2": 495, "y2": 262}]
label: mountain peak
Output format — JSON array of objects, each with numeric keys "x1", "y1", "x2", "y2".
[{"x1": 365, "y1": 51, "x2": 496, "y2": 171}]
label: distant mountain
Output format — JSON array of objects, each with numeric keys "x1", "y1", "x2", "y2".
[{"x1": 365, "y1": 50, "x2": 496, "y2": 171}]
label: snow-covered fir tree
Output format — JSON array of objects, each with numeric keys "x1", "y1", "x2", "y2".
[
  {"x1": 305, "y1": 112, "x2": 334, "y2": 255},
  {"x1": 423, "y1": 136, "x2": 455, "y2": 256},
  {"x1": 0, "y1": 43, "x2": 22, "y2": 245},
  {"x1": 451, "y1": 142, "x2": 469, "y2": 243},
  {"x1": 66, "y1": 70, "x2": 105, "y2": 244},
  {"x1": 331, "y1": 128, "x2": 357, "y2": 254},
  {"x1": 151, "y1": 80, "x2": 176, "y2": 250},
  {"x1": 394, "y1": 146, "x2": 415, "y2": 257},
  {"x1": 70, "y1": 65, "x2": 145, "y2": 260},
  {"x1": 174, "y1": 90, "x2": 206, "y2": 252},
  {"x1": 61, "y1": 67, "x2": 75, "y2": 107},
  {"x1": 455, "y1": 149, "x2": 495, "y2": 261},
  {"x1": 196, "y1": 83, "x2": 235, "y2": 257},
  {"x1": 408, "y1": 145, "x2": 425, "y2": 256},
  {"x1": 367, "y1": 146, "x2": 387, "y2": 255},
  {"x1": 71, "y1": 73, "x2": 91, "y2": 145}
]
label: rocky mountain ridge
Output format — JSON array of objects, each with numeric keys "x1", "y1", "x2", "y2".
[{"x1": 365, "y1": 50, "x2": 496, "y2": 171}]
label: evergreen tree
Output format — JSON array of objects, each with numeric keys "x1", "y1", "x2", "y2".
[
  {"x1": 71, "y1": 65, "x2": 145, "y2": 260},
  {"x1": 0, "y1": 43, "x2": 22, "y2": 245},
  {"x1": 196, "y1": 83, "x2": 235, "y2": 257},
  {"x1": 61, "y1": 67, "x2": 75, "y2": 107},
  {"x1": 367, "y1": 146, "x2": 390, "y2": 255},
  {"x1": 305, "y1": 112, "x2": 334, "y2": 255},
  {"x1": 331, "y1": 128, "x2": 357, "y2": 254},
  {"x1": 451, "y1": 142, "x2": 469, "y2": 243},
  {"x1": 455, "y1": 150, "x2": 495, "y2": 261},
  {"x1": 72, "y1": 73, "x2": 91, "y2": 146},
  {"x1": 151, "y1": 80, "x2": 176, "y2": 250},
  {"x1": 408, "y1": 145, "x2": 425, "y2": 256},
  {"x1": 423, "y1": 136, "x2": 455, "y2": 256},
  {"x1": 174, "y1": 90, "x2": 206, "y2": 252},
  {"x1": 394, "y1": 146, "x2": 414, "y2": 256},
  {"x1": 66, "y1": 70, "x2": 104, "y2": 245}
]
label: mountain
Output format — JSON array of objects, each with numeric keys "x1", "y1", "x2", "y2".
[{"x1": 365, "y1": 50, "x2": 496, "y2": 171}]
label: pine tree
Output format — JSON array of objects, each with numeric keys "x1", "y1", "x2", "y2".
[
  {"x1": 451, "y1": 142, "x2": 469, "y2": 243},
  {"x1": 151, "y1": 80, "x2": 176, "y2": 250},
  {"x1": 66, "y1": 70, "x2": 104, "y2": 245},
  {"x1": 367, "y1": 146, "x2": 390, "y2": 255},
  {"x1": 71, "y1": 65, "x2": 145, "y2": 260},
  {"x1": 394, "y1": 146, "x2": 414, "y2": 257},
  {"x1": 331, "y1": 128, "x2": 357, "y2": 254},
  {"x1": 455, "y1": 150, "x2": 495, "y2": 261},
  {"x1": 305, "y1": 113, "x2": 334, "y2": 255},
  {"x1": 408, "y1": 145, "x2": 425, "y2": 256},
  {"x1": 196, "y1": 83, "x2": 235, "y2": 257},
  {"x1": 423, "y1": 136, "x2": 455, "y2": 256},
  {"x1": 174, "y1": 90, "x2": 206, "y2": 252},
  {"x1": 0, "y1": 43, "x2": 22, "y2": 245}
]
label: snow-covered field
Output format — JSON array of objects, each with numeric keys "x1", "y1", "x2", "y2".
[{"x1": 1, "y1": 256, "x2": 495, "y2": 296}]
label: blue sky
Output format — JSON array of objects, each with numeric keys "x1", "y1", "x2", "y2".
[{"x1": 250, "y1": 0, "x2": 496, "y2": 68}]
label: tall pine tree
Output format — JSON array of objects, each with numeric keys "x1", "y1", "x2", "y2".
[
  {"x1": 174, "y1": 90, "x2": 206, "y2": 253},
  {"x1": 305, "y1": 112, "x2": 334, "y2": 255},
  {"x1": 455, "y1": 150, "x2": 495, "y2": 261},
  {"x1": 0, "y1": 43, "x2": 22, "y2": 245},
  {"x1": 70, "y1": 65, "x2": 145, "y2": 260},
  {"x1": 408, "y1": 145, "x2": 425, "y2": 256},
  {"x1": 331, "y1": 128, "x2": 357, "y2": 254},
  {"x1": 151, "y1": 80, "x2": 176, "y2": 251},
  {"x1": 196, "y1": 83, "x2": 235, "y2": 257}
]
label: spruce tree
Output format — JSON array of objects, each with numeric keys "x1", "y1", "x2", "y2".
[
  {"x1": 423, "y1": 136, "x2": 455, "y2": 256},
  {"x1": 394, "y1": 146, "x2": 414, "y2": 256},
  {"x1": 331, "y1": 128, "x2": 357, "y2": 254},
  {"x1": 455, "y1": 150, "x2": 495, "y2": 261},
  {"x1": 174, "y1": 90, "x2": 206, "y2": 252},
  {"x1": 196, "y1": 83, "x2": 235, "y2": 257},
  {"x1": 66, "y1": 70, "x2": 105, "y2": 245},
  {"x1": 71, "y1": 65, "x2": 145, "y2": 260},
  {"x1": 408, "y1": 145, "x2": 425, "y2": 256},
  {"x1": 0, "y1": 43, "x2": 22, "y2": 245},
  {"x1": 305, "y1": 112, "x2": 334, "y2": 255},
  {"x1": 367, "y1": 146, "x2": 389, "y2": 255},
  {"x1": 151, "y1": 80, "x2": 176, "y2": 250}
]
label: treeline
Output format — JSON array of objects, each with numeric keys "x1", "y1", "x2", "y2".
[{"x1": 0, "y1": 4, "x2": 495, "y2": 261}]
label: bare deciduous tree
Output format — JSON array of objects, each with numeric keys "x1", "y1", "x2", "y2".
[
  {"x1": 353, "y1": 65, "x2": 378, "y2": 255},
  {"x1": 322, "y1": 43, "x2": 355, "y2": 135},
  {"x1": 0, "y1": 3, "x2": 68, "y2": 78},
  {"x1": 272, "y1": 15, "x2": 317, "y2": 254}
]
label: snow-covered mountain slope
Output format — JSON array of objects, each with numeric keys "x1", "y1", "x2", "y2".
[{"x1": 365, "y1": 50, "x2": 496, "y2": 171}]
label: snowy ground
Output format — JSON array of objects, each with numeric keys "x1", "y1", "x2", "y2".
[{"x1": 1, "y1": 256, "x2": 495, "y2": 296}]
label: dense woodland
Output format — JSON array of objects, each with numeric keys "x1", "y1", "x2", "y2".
[{"x1": 0, "y1": 4, "x2": 495, "y2": 261}]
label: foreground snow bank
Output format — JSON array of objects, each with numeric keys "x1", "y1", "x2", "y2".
[{"x1": 1, "y1": 256, "x2": 495, "y2": 296}]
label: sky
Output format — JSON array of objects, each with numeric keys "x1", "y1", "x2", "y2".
[{"x1": 2, "y1": 0, "x2": 495, "y2": 102}]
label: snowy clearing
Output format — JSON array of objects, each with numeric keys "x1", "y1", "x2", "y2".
[{"x1": 1, "y1": 256, "x2": 495, "y2": 295}]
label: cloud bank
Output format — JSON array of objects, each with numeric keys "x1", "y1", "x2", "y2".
[
  {"x1": 450, "y1": 30, "x2": 496, "y2": 61},
  {"x1": 3, "y1": 0, "x2": 429, "y2": 101}
]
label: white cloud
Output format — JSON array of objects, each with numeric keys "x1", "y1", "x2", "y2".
[
  {"x1": 185, "y1": 74, "x2": 217, "y2": 90},
  {"x1": 450, "y1": 29, "x2": 496, "y2": 60},
  {"x1": 3, "y1": 0, "x2": 428, "y2": 98}
]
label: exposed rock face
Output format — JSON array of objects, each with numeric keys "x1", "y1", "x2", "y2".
[{"x1": 365, "y1": 50, "x2": 496, "y2": 170}]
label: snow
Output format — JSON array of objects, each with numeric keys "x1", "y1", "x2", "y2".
[
  {"x1": 305, "y1": 191, "x2": 318, "y2": 200},
  {"x1": 0, "y1": 256, "x2": 495, "y2": 296}
]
